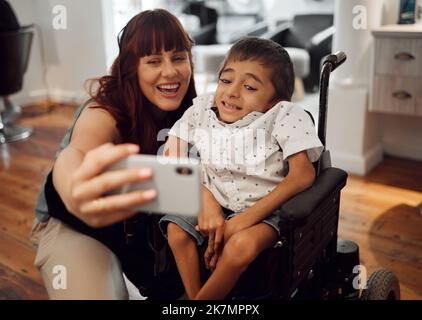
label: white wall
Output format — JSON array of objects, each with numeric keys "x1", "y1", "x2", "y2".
[
  {"x1": 8, "y1": 0, "x2": 112, "y2": 105},
  {"x1": 103, "y1": 0, "x2": 119, "y2": 71}
]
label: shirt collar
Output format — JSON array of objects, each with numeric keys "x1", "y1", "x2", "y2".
[{"x1": 210, "y1": 106, "x2": 263, "y2": 128}]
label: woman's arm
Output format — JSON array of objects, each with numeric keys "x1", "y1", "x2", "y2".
[
  {"x1": 53, "y1": 106, "x2": 118, "y2": 205},
  {"x1": 225, "y1": 150, "x2": 316, "y2": 238},
  {"x1": 52, "y1": 106, "x2": 156, "y2": 228}
]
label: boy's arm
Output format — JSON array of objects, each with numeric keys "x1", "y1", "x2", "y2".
[
  {"x1": 164, "y1": 136, "x2": 225, "y2": 264},
  {"x1": 225, "y1": 150, "x2": 316, "y2": 238},
  {"x1": 164, "y1": 135, "x2": 225, "y2": 236},
  {"x1": 163, "y1": 135, "x2": 188, "y2": 158}
]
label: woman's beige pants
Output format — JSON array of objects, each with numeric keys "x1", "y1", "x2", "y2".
[{"x1": 30, "y1": 217, "x2": 132, "y2": 300}]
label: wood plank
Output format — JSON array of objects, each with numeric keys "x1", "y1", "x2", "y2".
[
  {"x1": 0, "y1": 232, "x2": 45, "y2": 286},
  {"x1": 0, "y1": 262, "x2": 48, "y2": 300},
  {"x1": 339, "y1": 158, "x2": 422, "y2": 299},
  {"x1": 0, "y1": 103, "x2": 73, "y2": 300}
]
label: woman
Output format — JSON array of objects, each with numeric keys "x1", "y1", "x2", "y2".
[{"x1": 30, "y1": 9, "x2": 219, "y2": 300}]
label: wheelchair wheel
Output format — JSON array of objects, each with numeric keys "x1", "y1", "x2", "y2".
[{"x1": 361, "y1": 269, "x2": 400, "y2": 300}]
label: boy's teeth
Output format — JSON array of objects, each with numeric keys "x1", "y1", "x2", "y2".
[{"x1": 226, "y1": 102, "x2": 241, "y2": 110}]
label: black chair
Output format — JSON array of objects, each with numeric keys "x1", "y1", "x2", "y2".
[
  {"x1": 0, "y1": 0, "x2": 19, "y2": 31},
  {"x1": 0, "y1": 27, "x2": 34, "y2": 143},
  {"x1": 183, "y1": 1, "x2": 219, "y2": 45},
  {"x1": 266, "y1": 14, "x2": 334, "y2": 93}
]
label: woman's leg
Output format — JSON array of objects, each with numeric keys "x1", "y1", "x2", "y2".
[
  {"x1": 167, "y1": 222, "x2": 202, "y2": 299},
  {"x1": 195, "y1": 223, "x2": 277, "y2": 300},
  {"x1": 31, "y1": 217, "x2": 129, "y2": 300}
]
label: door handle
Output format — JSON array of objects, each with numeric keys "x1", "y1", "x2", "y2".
[
  {"x1": 392, "y1": 91, "x2": 412, "y2": 100},
  {"x1": 394, "y1": 52, "x2": 415, "y2": 61}
]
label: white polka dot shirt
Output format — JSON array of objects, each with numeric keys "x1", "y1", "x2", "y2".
[{"x1": 169, "y1": 93, "x2": 323, "y2": 213}]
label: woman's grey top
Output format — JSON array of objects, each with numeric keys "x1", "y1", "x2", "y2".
[{"x1": 34, "y1": 101, "x2": 89, "y2": 222}]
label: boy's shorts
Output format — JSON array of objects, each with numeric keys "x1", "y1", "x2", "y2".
[{"x1": 159, "y1": 207, "x2": 281, "y2": 246}]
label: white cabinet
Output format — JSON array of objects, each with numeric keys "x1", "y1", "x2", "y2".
[{"x1": 370, "y1": 25, "x2": 422, "y2": 116}]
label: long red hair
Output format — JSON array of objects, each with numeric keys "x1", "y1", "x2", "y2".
[{"x1": 88, "y1": 9, "x2": 196, "y2": 154}]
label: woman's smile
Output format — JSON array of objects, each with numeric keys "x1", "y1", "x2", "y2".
[{"x1": 156, "y1": 82, "x2": 181, "y2": 98}]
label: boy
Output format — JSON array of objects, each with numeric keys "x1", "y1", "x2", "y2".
[{"x1": 160, "y1": 37, "x2": 323, "y2": 299}]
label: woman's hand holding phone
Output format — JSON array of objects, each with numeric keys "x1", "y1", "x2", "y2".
[{"x1": 65, "y1": 143, "x2": 157, "y2": 228}]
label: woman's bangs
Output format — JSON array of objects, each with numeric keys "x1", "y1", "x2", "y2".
[{"x1": 137, "y1": 14, "x2": 192, "y2": 57}]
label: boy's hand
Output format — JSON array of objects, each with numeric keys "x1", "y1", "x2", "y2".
[
  {"x1": 201, "y1": 218, "x2": 224, "y2": 270},
  {"x1": 204, "y1": 243, "x2": 214, "y2": 270},
  {"x1": 204, "y1": 245, "x2": 220, "y2": 271},
  {"x1": 196, "y1": 188, "x2": 225, "y2": 254},
  {"x1": 209, "y1": 251, "x2": 220, "y2": 272},
  {"x1": 223, "y1": 214, "x2": 253, "y2": 243},
  {"x1": 205, "y1": 213, "x2": 253, "y2": 271},
  {"x1": 196, "y1": 210, "x2": 225, "y2": 249}
]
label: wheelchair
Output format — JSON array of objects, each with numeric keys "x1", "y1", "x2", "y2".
[
  {"x1": 142, "y1": 52, "x2": 401, "y2": 301},
  {"x1": 218, "y1": 52, "x2": 401, "y2": 301}
]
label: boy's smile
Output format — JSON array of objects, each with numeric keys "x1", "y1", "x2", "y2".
[
  {"x1": 214, "y1": 59, "x2": 278, "y2": 123},
  {"x1": 221, "y1": 100, "x2": 242, "y2": 113}
]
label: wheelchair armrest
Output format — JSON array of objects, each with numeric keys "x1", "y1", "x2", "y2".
[{"x1": 276, "y1": 167, "x2": 348, "y2": 227}]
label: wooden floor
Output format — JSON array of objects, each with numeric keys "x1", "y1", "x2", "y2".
[{"x1": 0, "y1": 103, "x2": 421, "y2": 300}]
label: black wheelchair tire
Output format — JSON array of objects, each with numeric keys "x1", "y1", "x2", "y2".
[{"x1": 361, "y1": 269, "x2": 400, "y2": 300}]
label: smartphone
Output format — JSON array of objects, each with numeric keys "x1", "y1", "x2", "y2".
[{"x1": 107, "y1": 155, "x2": 202, "y2": 217}]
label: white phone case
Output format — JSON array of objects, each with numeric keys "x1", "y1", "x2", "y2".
[{"x1": 108, "y1": 155, "x2": 202, "y2": 216}]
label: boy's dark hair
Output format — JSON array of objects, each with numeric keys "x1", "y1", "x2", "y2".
[{"x1": 219, "y1": 37, "x2": 295, "y2": 102}]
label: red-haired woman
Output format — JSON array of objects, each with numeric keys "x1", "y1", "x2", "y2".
[{"x1": 31, "y1": 9, "x2": 211, "y2": 299}]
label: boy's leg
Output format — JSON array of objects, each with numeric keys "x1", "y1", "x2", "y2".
[
  {"x1": 195, "y1": 223, "x2": 277, "y2": 300},
  {"x1": 167, "y1": 222, "x2": 202, "y2": 299}
]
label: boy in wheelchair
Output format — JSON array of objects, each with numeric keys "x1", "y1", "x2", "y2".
[{"x1": 160, "y1": 37, "x2": 323, "y2": 300}]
